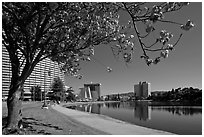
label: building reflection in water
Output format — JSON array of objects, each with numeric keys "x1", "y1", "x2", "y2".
[
  {"x1": 105, "y1": 102, "x2": 120, "y2": 109},
  {"x1": 151, "y1": 106, "x2": 202, "y2": 116},
  {"x1": 103, "y1": 101, "x2": 152, "y2": 121},
  {"x1": 134, "y1": 101, "x2": 151, "y2": 121},
  {"x1": 78, "y1": 103, "x2": 101, "y2": 114}
]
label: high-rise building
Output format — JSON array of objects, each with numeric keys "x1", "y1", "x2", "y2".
[
  {"x1": 84, "y1": 83, "x2": 101, "y2": 101},
  {"x1": 134, "y1": 81, "x2": 151, "y2": 99},
  {"x1": 78, "y1": 87, "x2": 86, "y2": 99},
  {"x1": 2, "y1": 45, "x2": 64, "y2": 100},
  {"x1": 2, "y1": 45, "x2": 11, "y2": 98},
  {"x1": 78, "y1": 83, "x2": 101, "y2": 101},
  {"x1": 134, "y1": 82, "x2": 142, "y2": 97},
  {"x1": 142, "y1": 82, "x2": 151, "y2": 97}
]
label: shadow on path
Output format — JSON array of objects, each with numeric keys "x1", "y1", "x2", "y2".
[
  {"x1": 22, "y1": 117, "x2": 63, "y2": 135},
  {"x1": 2, "y1": 116, "x2": 63, "y2": 135}
]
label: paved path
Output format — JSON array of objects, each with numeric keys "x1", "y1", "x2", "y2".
[{"x1": 52, "y1": 104, "x2": 175, "y2": 135}]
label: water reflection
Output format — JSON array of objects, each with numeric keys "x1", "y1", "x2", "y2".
[
  {"x1": 151, "y1": 106, "x2": 202, "y2": 116},
  {"x1": 74, "y1": 101, "x2": 201, "y2": 120},
  {"x1": 104, "y1": 101, "x2": 151, "y2": 121},
  {"x1": 67, "y1": 101, "x2": 201, "y2": 135},
  {"x1": 105, "y1": 102, "x2": 120, "y2": 109},
  {"x1": 76, "y1": 103, "x2": 101, "y2": 114},
  {"x1": 134, "y1": 101, "x2": 151, "y2": 121}
]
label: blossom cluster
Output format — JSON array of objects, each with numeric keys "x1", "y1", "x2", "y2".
[
  {"x1": 141, "y1": 55, "x2": 162, "y2": 66},
  {"x1": 164, "y1": 2, "x2": 190, "y2": 12},
  {"x1": 112, "y1": 32, "x2": 135, "y2": 63},
  {"x1": 150, "y1": 5, "x2": 164, "y2": 23},
  {"x1": 158, "y1": 30, "x2": 173, "y2": 45}
]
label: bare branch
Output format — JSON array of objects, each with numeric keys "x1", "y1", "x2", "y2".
[
  {"x1": 157, "y1": 19, "x2": 183, "y2": 26},
  {"x1": 144, "y1": 39, "x2": 159, "y2": 48},
  {"x1": 139, "y1": 32, "x2": 151, "y2": 38},
  {"x1": 172, "y1": 33, "x2": 183, "y2": 48}
]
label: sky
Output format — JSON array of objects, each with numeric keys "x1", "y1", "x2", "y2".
[{"x1": 65, "y1": 2, "x2": 202, "y2": 95}]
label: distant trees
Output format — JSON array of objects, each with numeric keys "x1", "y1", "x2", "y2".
[
  {"x1": 150, "y1": 87, "x2": 202, "y2": 105},
  {"x1": 65, "y1": 89, "x2": 76, "y2": 102}
]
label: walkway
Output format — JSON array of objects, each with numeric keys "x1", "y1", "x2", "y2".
[{"x1": 52, "y1": 104, "x2": 175, "y2": 135}]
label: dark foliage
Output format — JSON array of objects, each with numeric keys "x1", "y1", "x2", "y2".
[{"x1": 150, "y1": 87, "x2": 202, "y2": 105}]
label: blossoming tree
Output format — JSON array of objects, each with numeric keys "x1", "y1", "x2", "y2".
[{"x1": 2, "y1": 2, "x2": 194, "y2": 133}]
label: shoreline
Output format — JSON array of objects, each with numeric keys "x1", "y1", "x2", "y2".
[
  {"x1": 54, "y1": 101, "x2": 175, "y2": 135},
  {"x1": 61, "y1": 100, "x2": 119, "y2": 107}
]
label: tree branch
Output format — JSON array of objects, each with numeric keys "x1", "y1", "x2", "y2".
[
  {"x1": 143, "y1": 39, "x2": 159, "y2": 48},
  {"x1": 157, "y1": 19, "x2": 183, "y2": 26},
  {"x1": 122, "y1": 2, "x2": 147, "y2": 57},
  {"x1": 144, "y1": 33, "x2": 183, "y2": 52},
  {"x1": 139, "y1": 32, "x2": 151, "y2": 38},
  {"x1": 172, "y1": 33, "x2": 183, "y2": 48}
]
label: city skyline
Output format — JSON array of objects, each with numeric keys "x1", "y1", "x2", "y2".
[{"x1": 65, "y1": 2, "x2": 202, "y2": 95}]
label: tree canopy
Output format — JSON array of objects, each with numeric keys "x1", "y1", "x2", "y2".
[
  {"x1": 2, "y1": 2, "x2": 194, "y2": 80},
  {"x1": 51, "y1": 77, "x2": 65, "y2": 93}
]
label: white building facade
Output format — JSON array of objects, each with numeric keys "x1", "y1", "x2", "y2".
[{"x1": 2, "y1": 45, "x2": 64, "y2": 100}]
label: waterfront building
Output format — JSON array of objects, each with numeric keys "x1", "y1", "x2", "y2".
[
  {"x1": 134, "y1": 83, "x2": 142, "y2": 97},
  {"x1": 78, "y1": 83, "x2": 101, "y2": 101},
  {"x1": 85, "y1": 83, "x2": 101, "y2": 101},
  {"x1": 2, "y1": 45, "x2": 64, "y2": 100},
  {"x1": 78, "y1": 87, "x2": 85, "y2": 100},
  {"x1": 134, "y1": 81, "x2": 151, "y2": 99}
]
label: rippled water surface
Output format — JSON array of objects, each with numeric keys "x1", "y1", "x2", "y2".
[{"x1": 68, "y1": 101, "x2": 202, "y2": 135}]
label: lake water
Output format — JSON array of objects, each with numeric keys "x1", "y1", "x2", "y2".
[{"x1": 67, "y1": 101, "x2": 202, "y2": 135}]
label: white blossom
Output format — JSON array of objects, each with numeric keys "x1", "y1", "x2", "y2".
[
  {"x1": 107, "y1": 67, "x2": 112, "y2": 72},
  {"x1": 160, "y1": 50, "x2": 169, "y2": 58},
  {"x1": 167, "y1": 44, "x2": 174, "y2": 50}
]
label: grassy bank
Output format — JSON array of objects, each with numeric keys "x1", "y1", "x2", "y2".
[{"x1": 2, "y1": 102, "x2": 108, "y2": 135}]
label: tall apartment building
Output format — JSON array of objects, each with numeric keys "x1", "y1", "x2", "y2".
[
  {"x1": 2, "y1": 45, "x2": 64, "y2": 100},
  {"x1": 78, "y1": 83, "x2": 101, "y2": 101},
  {"x1": 2, "y1": 45, "x2": 11, "y2": 98},
  {"x1": 134, "y1": 81, "x2": 151, "y2": 99}
]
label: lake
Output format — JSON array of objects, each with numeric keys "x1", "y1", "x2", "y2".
[{"x1": 66, "y1": 101, "x2": 202, "y2": 135}]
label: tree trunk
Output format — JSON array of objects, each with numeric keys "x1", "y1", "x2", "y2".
[{"x1": 6, "y1": 82, "x2": 23, "y2": 131}]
